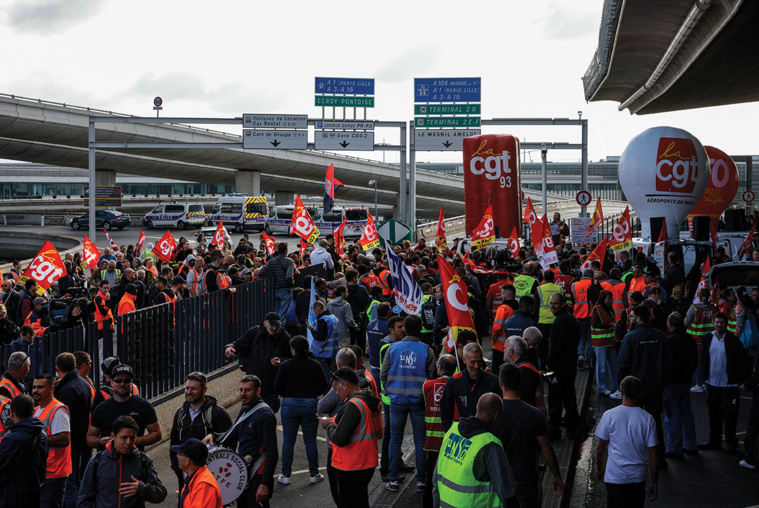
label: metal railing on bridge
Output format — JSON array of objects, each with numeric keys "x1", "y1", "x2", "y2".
[{"x1": 1, "y1": 263, "x2": 333, "y2": 400}]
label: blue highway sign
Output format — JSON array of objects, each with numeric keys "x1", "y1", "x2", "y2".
[
  {"x1": 414, "y1": 78, "x2": 481, "y2": 103},
  {"x1": 315, "y1": 77, "x2": 375, "y2": 95}
]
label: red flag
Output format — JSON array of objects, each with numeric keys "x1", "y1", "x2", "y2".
[
  {"x1": 262, "y1": 231, "x2": 276, "y2": 257},
  {"x1": 530, "y1": 216, "x2": 544, "y2": 256},
  {"x1": 103, "y1": 229, "x2": 119, "y2": 252},
  {"x1": 290, "y1": 195, "x2": 320, "y2": 244},
  {"x1": 609, "y1": 206, "x2": 632, "y2": 251},
  {"x1": 693, "y1": 256, "x2": 711, "y2": 303},
  {"x1": 587, "y1": 198, "x2": 603, "y2": 235},
  {"x1": 437, "y1": 253, "x2": 477, "y2": 350},
  {"x1": 658, "y1": 217, "x2": 669, "y2": 243},
  {"x1": 334, "y1": 218, "x2": 347, "y2": 259},
  {"x1": 736, "y1": 223, "x2": 756, "y2": 261},
  {"x1": 323, "y1": 163, "x2": 343, "y2": 214},
  {"x1": 523, "y1": 198, "x2": 538, "y2": 228},
  {"x1": 152, "y1": 231, "x2": 176, "y2": 263},
  {"x1": 299, "y1": 239, "x2": 308, "y2": 258},
  {"x1": 136, "y1": 231, "x2": 146, "y2": 251},
  {"x1": 83, "y1": 235, "x2": 101, "y2": 269},
  {"x1": 508, "y1": 226, "x2": 520, "y2": 258},
  {"x1": 213, "y1": 219, "x2": 225, "y2": 248},
  {"x1": 539, "y1": 215, "x2": 559, "y2": 268},
  {"x1": 359, "y1": 212, "x2": 380, "y2": 251},
  {"x1": 710, "y1": 218, "x2": 719, "y2": 253},
  {"x1": 471, "y1": 205, "x2": 495, "y2": 250},
  {"x1": 19, "y1": 240, "x2": 65, "y2": 295},
  {"x1": 436, "y1": 207, "x2": 447, "y2": 251},
  {"x1": 580, "y1": 236, "x2": 608, "y2": 271}
]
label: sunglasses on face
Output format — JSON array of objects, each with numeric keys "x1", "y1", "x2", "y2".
[{"x1": 112, "y1": 378, "x2": 132, "y2": 384}]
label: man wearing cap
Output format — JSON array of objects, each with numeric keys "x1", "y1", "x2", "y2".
[
  {"x1": 225, "y1": 312, "x2": 292, "y2": 413},
  {"x1": 92, "y1": 357, "x2": 140, "y2": 412},
  {"x1": 118, "y1": 284, "x2": 138, "y2": 315},
  {"x1": 87, "y1": 364, "x2": 162, "y2": 451},
  {"x1": 171, "y1": 438, "x2": 222, "y2": 508}
]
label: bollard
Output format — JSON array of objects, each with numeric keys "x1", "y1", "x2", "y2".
[{"x1": 41, "y1": 215, "x2": 45, "y2": 227}]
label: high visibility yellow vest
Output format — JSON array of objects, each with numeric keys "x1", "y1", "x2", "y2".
[
  {"x1": 513, "y1": 275, "x2": 536, "y2": 302},
  {"x1": 537, "y1": 283, "x2": 561, "y2": 324}
]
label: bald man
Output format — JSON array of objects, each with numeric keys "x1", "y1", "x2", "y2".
[{"x1": 433, "y1": 393, "x2": 519, "y2": 508}]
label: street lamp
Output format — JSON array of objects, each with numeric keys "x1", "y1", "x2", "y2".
[{"x1": 368, "y1": 180, "x2": 378, "y2": 219}]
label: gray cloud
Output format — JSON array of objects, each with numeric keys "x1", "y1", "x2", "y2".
[
  {"x1": 131, "y1": 72, "x2": 207, "y2": 102},
  {"x1": 6, "y1": 0, "x2": 105, "y2": 34},
  {"x1": 543, "y1": 3, "x2": 597, "y2": 40},
  {"x1": 375, "y1": 45, "x2": 441, "y2": 83}
]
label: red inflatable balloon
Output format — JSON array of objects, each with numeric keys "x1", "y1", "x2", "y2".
[{"x1": 689, "y1": 145, "x2": 739, "y2": 218}]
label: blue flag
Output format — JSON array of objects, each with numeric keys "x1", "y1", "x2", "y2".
[
  {"x1": 384, "y1": 239, "x2": 424, "y2": 315},
  {"x1": 306, "y1": 277, "x2": 316, "y2": 346}
]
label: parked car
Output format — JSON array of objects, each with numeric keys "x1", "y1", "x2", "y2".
[{"x1": 70, "y1": 210, "x2": 131, "y2": 230}]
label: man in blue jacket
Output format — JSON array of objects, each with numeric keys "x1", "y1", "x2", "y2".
[{"x1": 0, "y1": 394, "x2": 48, "y2": 508}]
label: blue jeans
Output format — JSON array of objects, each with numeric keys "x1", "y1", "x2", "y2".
[
  {"x1": 577, "y1": 320, "x2": 595, "y2": 362},
  {"x1": 64, "y1": 449, "x2": 84, "y2": 508},
  {"x1": 41, "y1": 475, "x2": 67, "y2": 508},
  {"x1": 663, "y1": 383, "x2": 698, "y2": 453},
  {"x1": 280, "y1": 397, "x2": 319, "y2": 476},
  {"x1": 275, "y1": 289, "x2": 293, "y2": 324},
  {"x1": 389, "y1": 403, "x2": 426, "y2": 482},
  {"x1": 594, "y1": 346, "x2": 618, "y2": 393}
]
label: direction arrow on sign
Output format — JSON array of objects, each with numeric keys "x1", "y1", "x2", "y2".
[
  {"x1": 378, "y1": 219, "x2": 413, "y2": 244},
  {"x1": 743, "y1": 190, "x2": 755, "y2": 203},
  {"x1": 315, "y1": 131, "x2": 374, "y2": 151},
  {"x1": 243, "y1": 130, "x2": 307, "y2": 150},
  {"x1": 576, "y1": 190, "x2": 592, "y2": 207},
  {"x1": 414, "y1": 129, "x2": 481, "y2": 151}
]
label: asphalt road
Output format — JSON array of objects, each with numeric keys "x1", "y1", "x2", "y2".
[{"x1": 573, "y1": 378, "x2": 759, "y2": 508}]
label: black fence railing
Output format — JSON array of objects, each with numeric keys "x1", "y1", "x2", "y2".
[
  {"x1": 295, "y1": 263, "x2": 334, "y2": 287},
  {"x1": 2, "y1": 278, "x2": 277, "y2": 400}
]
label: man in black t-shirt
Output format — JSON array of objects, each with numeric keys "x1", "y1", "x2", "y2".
[
  {"x1": 86, "y1": 364, "x2": 162, "y2": 451},
  {"x1": 495, "y1": 364, "x2": 564, "y2": 508}
]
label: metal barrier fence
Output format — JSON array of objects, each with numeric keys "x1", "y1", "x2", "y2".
[
  {"x1": 295, "y1": 263, "x2": 334, "y2": 287},
  {"x1": 2, "y1": 278, "x2": 276, "y2": 400}
]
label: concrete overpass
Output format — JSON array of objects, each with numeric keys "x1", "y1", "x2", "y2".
[{"x1": 583, "y1": 0, "x2": 759, "y2": 115}]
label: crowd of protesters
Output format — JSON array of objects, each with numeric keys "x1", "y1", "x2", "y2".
[{"x1": 0, "y1": 217, "x2": 758, "y2": 508}]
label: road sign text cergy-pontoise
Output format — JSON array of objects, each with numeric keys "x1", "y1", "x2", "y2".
[
  {"x1": 315, "y1": 96, "x2": 374, "y2": 108},
  {"x1": 415, "y1": 117, "x2": 480, "y2": 128},
  {"x1": 315, "y1": 131, "x2": 374, "y2": 151},
  {"x1": 243, "y1": 130, "x2": 307, "y2": 150},
  {"x1": 315, "y1": 77, "x2": 375, "y2": 95},
  {"x1": 414, "y1": 104, "x2": 481, "y2": 115},
  {"x1": 414, "y1": 78, "x2": 481, "y2": 103},
  {"x1": 316, "y1": 121, "x2": 374, "y2": 131},
  {"x1": 243, "y1": 114, "x2": 308, "y2": 129},
  {"x1": 414, "y1": 129, "x2": 481, "y2": 151}
]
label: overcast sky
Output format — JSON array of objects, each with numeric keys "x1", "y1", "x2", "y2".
[{"x1": 2, "y1": 0, "x2": 757, "y2": 165}]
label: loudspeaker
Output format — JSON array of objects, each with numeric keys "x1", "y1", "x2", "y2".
[
  {"x1": 724, "y1": 209, "x2": 747, "y2": 232},
  {"x1": 691, "y1": 216, "x2": 710, "y2": 241},
  {"x1": 649, "y1": 217, "x2": 665, "y2": 241}
]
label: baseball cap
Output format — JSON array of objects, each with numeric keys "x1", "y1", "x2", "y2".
[
  {"x1": 111, "y1": 364, "x2": 134, "y2": 379},
  {"x1": 125, "y1": 283, "x2": 138, "y2": 295},
  {"x1": 170, "y1": 438, "x2": 209, "y2": 465},
  {"x1": 172, "y1": 276, "x2": 185, "y2": 286},
  {"x1": 102, "y1": 356, "x2": 120, "y2": 376},
  {"x1": 264, "y1": 312, "x2": 282, "y2": 327}
]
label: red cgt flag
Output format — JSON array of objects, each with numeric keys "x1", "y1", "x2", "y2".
[
  {"x1": 580, "y1": 236, "x2": 609, "y2": 272},
  {"x1": 524, "y1": 198, "x2": 538, "y2": 228},
  {"x1": 136, "y1": 231, "x2": 146, "y2": 252},
  {"x1": 658, "y1": 217, "x2": 669, "y2": 243},
  {"x1": 736, "y1": 223, "x2": 756, "y2": 261},
  {"x1": 437, "y1": 253, "x2": 477, "y2": 351},
  {"x1": 213, "y1": 219, "x2": 225, "y2": 248},
  {"x1": 587, "y1": 198, "x2": 604, "y2": 235},
  {"x1": 290, "y1": 195, "x2": 320, "y2": 244},
  {"x1": 359, "y1": 212, "x2": 380, "y2": 251},
  {"x1": 83, "y1": 235, "x2": 101, "y2": 269},
  {"x1": 103, "y1": 229, "x2": 119, "y2": 252},
  {"x1": 508, "y1": 226, "x2": 520, "y2": 258},
  {"x1": 334, "y1": 218, "x2": 347, "y2": 259},
  {"x1": 152, "y1": 231, "x2": 176, "y2": 263},
  {"x1": 436, "y1": 207, "x2": 447, "y2": 251},
  {"x1": 471, "y1": 204, "x2": 495, "y2": 250},
  {"x1": 262, "y1": 231, "x2": 276, "y2": 257},
  {"x1": 19, "y1": 240, "x2": 65, "y2": 295}
]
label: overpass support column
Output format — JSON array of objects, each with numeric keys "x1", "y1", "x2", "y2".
[
  {"x1": 235, "y1": 171, "x2": 261, "y2": 195},
  {"x1": 96, "y1": 170, "x2": 116, "y2": 186},
  {"x1": 275, "y1": 192, "x2": 294, "y2": 206}
]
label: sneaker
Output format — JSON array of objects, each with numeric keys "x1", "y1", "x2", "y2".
[
  {"x1": 385, "y1": 481, "x2": 400, "y2": 492},
  {"x1": 277, "y1": 474, "x2": 291, "y2": 485},
  {"x1": 609, "y1": 390, "x2": 622, "y2": 400},
  {"x1": 739, "y1": 459, "x2": 758, "y2": 470},
  {"x1": 577, "y1": 356, "x2": 585, "y2": 369},
  {"x1": 416, "y1": 481, "x2": 426, "y2": 492},
  {"x1": 601, "y1": 389, "x2": 611, "y2": 396},
  {"x1": 310, "y1": 473, "x2": 325, "y2": 484},
  {"x1": 690, "y1": 384, "x2": 706, "y2": 393}
]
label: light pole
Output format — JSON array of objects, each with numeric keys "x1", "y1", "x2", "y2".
[
  {"x1": 368, "y1": 180, "x2": 378, "y2": 219},
  {"x1": 541, "y1": 143, "x2": 548, "y2": 216}
]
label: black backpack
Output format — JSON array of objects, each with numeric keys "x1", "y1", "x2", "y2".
[
  {"x1": 421, "y1": 298, "x2": 436, "y2": 330},
  {"x1": 587, "y1": 279, "x2": 603, "y2": 306}
]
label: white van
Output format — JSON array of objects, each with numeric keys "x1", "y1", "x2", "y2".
[
  {"x1": 265, "y1": 205, "x2": 320, "y2": 235},
  {"x1": 207, "y1": 196, "x2": 269, "y2": 233},
  {"x1": 143, "y1": 202, "x2": 205, "y2": 230},
  {"x1": 264, "y1": 205, "x2": 369, "y2": 237}
]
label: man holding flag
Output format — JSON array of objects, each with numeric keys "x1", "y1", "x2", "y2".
[{"x1": 323, "y1": 163, "x2": 344, "y2": 215}]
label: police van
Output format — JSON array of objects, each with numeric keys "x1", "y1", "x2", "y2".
[
  {"x1": 264, "y1": 205, "x2": 368, "y2": 237},
  {"x1": 143, "y1": 202, "x2": 206, "y2": 230},
  {"x1": 207, "y1": 196, "x2": 269, "y2": 233}
]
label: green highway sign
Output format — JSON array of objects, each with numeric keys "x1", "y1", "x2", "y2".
[
  {"x1": 315, "y1": 96, "x2": 375, "y2": 107},
  {"x1": 414, "y1": 104, "x2": 481, "y2": 115},
  {"x1": 415, "y1": 116, "x2": 481, "y2": 127}
]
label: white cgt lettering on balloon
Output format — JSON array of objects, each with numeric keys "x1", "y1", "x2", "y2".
[
  {"x1": 709, "y1": 158, "x2": 729, "y2": 188},
  {"x1": 446, "y1": 282, "x2": 469, "y2": 312}
]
